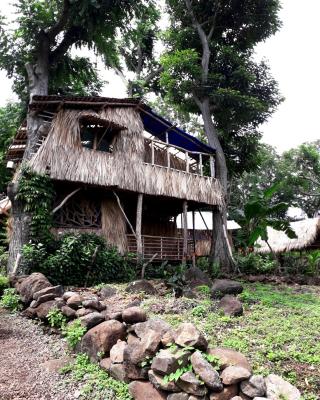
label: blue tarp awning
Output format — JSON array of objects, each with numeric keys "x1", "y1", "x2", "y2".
[{"x1": 139, "y1": 108, "x2": 215, "y2": 155}]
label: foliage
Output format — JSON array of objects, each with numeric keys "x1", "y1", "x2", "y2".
[
  {"x1": 197, "y1": 257, "x2": 220, "y2": 278},
  {"x1": 234, "y1": 253, "x2": 278, "y2": 275},
  {"x1": 0, "y1": 288, "x2": 21, "y2": 311},
  {"x1": 23, "y1": 233, "x2": 136, "y2": 286},
  {"x1": 280, "y1": 251, "x2": 320, "y2": 277},
  {"x1": 0, "y1": 274, "x2": 9, "y2": 296},
  {"x1": 61, "y1": 353, "x2": 132, "y2": 400},
  {"x1": 164, "y1": 263, "x2": 188, "y2": 297},
  {"x1": 163, "y1": 363, "x2": 192, "y2": 384},
  {"x1": 17, "y1": 166, "x2": 55, "y2": 244},
  {"x1": 47, "y1": 307, "x2": 67, "y2": 329},
  {"x1": 62, "y1": 319, "x2": 87, "y2": 349}
]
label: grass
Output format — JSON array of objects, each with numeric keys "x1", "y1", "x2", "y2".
[{"x1": 143, "y1": 282, "x2": 320, "y2": 399}]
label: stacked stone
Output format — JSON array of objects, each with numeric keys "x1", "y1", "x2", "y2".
[{"x1": 11, "y1": 273, "x2": 301, "y2": 400}]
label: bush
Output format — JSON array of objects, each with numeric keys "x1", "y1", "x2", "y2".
[
  {"x1": 0, "y1": 288, "x2": 21, "y2": 311},
  {"x1": 47, "y1": 307, "x2": 67, "y2": 329},
  {"x1": 23, "y1": 233, "x2": 136, "y2": 286},
  {"x1": 197, "y1": 257, "x2": 220, "y2": 278},
  {"x1": 234, "y1": 252, "x2": 277, "y2": 274},
  {"x1": 281, "y1": 250, "x2": 320, "y2": 276},
  {"x1": 62, "y1": 319, "x2": 87, "y2": 348},
  {"x1": 0, "y1": 274, "x2": 9, "y2": 296}
]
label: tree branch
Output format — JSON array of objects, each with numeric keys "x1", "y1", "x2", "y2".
[
  {"x1": 52, "y1": 188, "x2": 81, "y2": 214},
  {"x1": 50, "y1": 26, "x2": 84, "y2": 62},
  {"x1": 46, "y1": 0, "x2": 70, "y2": 42}
]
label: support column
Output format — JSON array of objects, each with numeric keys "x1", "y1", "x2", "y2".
[
  {"x1": 182, "y1": 200, "x2": 188, "y2": 263},
  {"x1": 136, "y1": 193, "x2": 143, "y2": 262},
  {"x1": 192, "y1": 210, "x2": 196, "y2": 267}
]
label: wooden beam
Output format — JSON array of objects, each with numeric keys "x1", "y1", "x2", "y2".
[
  {"x1": 182, "y1": 200, "x2": 188, "y2": 262},
  {"x1": 136, "y1": 193, "x2": 143, "y2": 261},
  {"x1": 210, "y1": 155, "x2": 215, "y2": 177},
  {"x1": 113, "y1": 191, "x2": 136, "y2": 238}
]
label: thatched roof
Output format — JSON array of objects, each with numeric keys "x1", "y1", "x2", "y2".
[{"x1": 255, "y1": 218, "x2": 320, "y2": 253}]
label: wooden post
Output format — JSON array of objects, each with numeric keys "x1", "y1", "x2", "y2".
[
  {"x1": 192, "y1": 210, "x2": 196, "y2": 267},
  {"x1": 182, "y1": 200, "x2": 188, "y2": 263},
  {"x1": 210, "y1": 155, "x2": 215, "y2": 177},
  {"x1": 185, "y1": 152, "x2": 189, "y2": 173},
  {"x1": 166, "y1": 132, "x2": 170, "y2": 168},
  {"x1": 151, "y1": 140, "x2": 155, "y2": 165},
  {"x1": 199, "y1": 153, "x2": 203, "y2": 176},
  {"x1": 136, "y1": 193, "x2": 143, "y2": 262}
]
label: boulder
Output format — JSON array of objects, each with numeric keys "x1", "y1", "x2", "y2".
[
  {"x1": 131, "y1": 318, "x2": 171, "y2": 339},
  {"x1": 66, "y1": 294, "x2": 83, "y2": 309},
  {"x1": 124, "y1": 329, "x2": 162, "y2": 365},
  {"x1": 127, "y1": 333, "x2": 141, "y2": 346},
  {"x1": 80, "y1": 319, "x2": 126, "y2": 361},
  {"x1": 241, "y1": 376, "x2": 266, "y2": 398},
  {"x1": 173, "y1": 323, "x2": 208, "y2": 351},
  {"x1": 21, "y1": 307, "x2": 37, "y2": 319},
  {"x1": 61, "y1": 305, "x2": 77, "y2": 319},
  {"x1": 17, "y1": 273, "x2": 52, "y2": 304},
  {"x1": 110, "y1": 340, "x2": 127, "y2": 364},
  {"x1": 148, "y1": 370, "x2": 180, "y2": 392},
  {"x1": 33, "y1": 285, "x2": 63, "y2": 301},
  {"x1": 126, "y1": 299, "x2": 142, "y2": 308},
  {"x1": 265, "y1": 374, "x2": 301, "y2": 400},
  {"x1": 79, "y1": 312, "x2": 105, "y2": 329},
  {"x1": 128, "y1": 381, "x2": 167, "y2": 400},
  {"x1": 220, "y1": 366, "x2": 251, "y2": 385},
  {"x1": 109, "y1": 363, "x2": 130, "y2": 383},
  {"x1": 124, "y1": 361, "x2": 148, "y2": 380},
  {"x1": 34, "y1": 300, "x2": 57, "y2": 319},
  {"x1": 184, "y1": 267, "x2": 212, "y2": 289},
  {"x1": 63, "y1": 291, "x2": 77, "y2": 301},
  {"x1": 190, "y1": 351, "x2": 223, "y2": 391},
  {"x1": 211, "y1": 279, "x2": 243, "y2": 299},
  {"x1": 207, "y1": 347, "x2": 252, "y2": 372},
  {"x1": 99, "y1": 285, "x2": 117, "y2": 299},
  {"x1": 122, "y1": 307, "x2": 147, "y2": 324},
  {"x1": 125, "y1": 280, "x2": 157, "y2": 295},
  {"x1": 177, "y1": 371, "x2": 207, "y2": 396},
  {"x1": 167, "y1": 394, "x2": 189, "y2": 400},
  {"x1": 100, "y1": 357, "x2": 111, "y2": 372},
  {"x1": 151, "y1": 348, "x2": 190, "y2": 376},
  {"x1": 82, "y1": 299, "x2": 106, "y2": 311},
  {"x1": 209, "y1": 384, "x2": 238, "y2": 400},
  {"x1": 230, "y1": 397, "x2": 243, "y2": 400},
  {"x1": 102, "y1": 311, "x2": 122, "y2": 321},
  {"x1": 218, "y1": 295, "x2": 243, "y2": 317},
  {"x1": 76, "y1": 308, "x2": 95, "y2": 318},
  {"x1": 32, "y1": 293, "x2": 58, "y2": 307},
  {"x1": 161, "y1": 330, "x2": 175, "y2": 347}
]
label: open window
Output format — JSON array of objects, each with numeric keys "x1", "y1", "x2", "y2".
[{"x1": 80, "y1": 116, "x2": 123, "y2": 153}]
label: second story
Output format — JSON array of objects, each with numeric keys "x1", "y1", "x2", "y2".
[{"x1": 7, "y1": 95, "x2": 223, "y2": 207}]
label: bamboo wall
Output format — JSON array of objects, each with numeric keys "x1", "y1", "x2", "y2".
[{"x1": 30, "y1": 108, "x2": 223, "y2": 206}]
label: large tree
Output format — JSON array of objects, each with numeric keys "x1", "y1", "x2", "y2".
[
  {"x1": 0, "y1": 0, "x2": 145, "y2": 273},
  {"x1": 160, "y1": 0, "x2": 283, "y2": 271}
]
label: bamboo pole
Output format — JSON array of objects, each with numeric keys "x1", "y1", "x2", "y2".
[
  {"x1": 199, "y1": 153, "x2": 203, "y2": 176},
  {"x1": 136, "y1": 193, "x2": 143, "y2": 262},
  {"x1": 182, "y1": 200, "x2": 188, "y2": 262},
  {"x1": 192, "y1": 210, "x2": 196, "y2": 267},
  {"x1": 210, "y1": 155, "x2": 215, "y2": 177}
]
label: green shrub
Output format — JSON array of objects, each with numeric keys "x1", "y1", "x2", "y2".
[
  {"x1": 234, "y1": 252, "x2": 277, "y2": 274},
  {"x1": 197, "y1": 257, "x2": 220, "y2": 278},
  {"x1": 0, "y1": 274, "x2": 9, "y2": 296},
  {"x1": 47, "y1": 307, "x2": 67, "y2": 329},
  {"x1": 0, "y1": 288, "x2": 21, "y2": 311},
  {"x1": 62, "y1": 319, "x2": 87, "y2": 348},
  {"x1": 281, "y1": 251, "x2": 320, "y2": 276},
  {"x1": 23, "y1": 233, "x2": 136, "y2": 286}
]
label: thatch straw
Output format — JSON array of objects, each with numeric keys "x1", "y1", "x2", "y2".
[
  {"x1": 30, "y1": 107, "x2": 223, "y2": 206},
  {"x1": 101, "y1": 198, "x2": 127, "y2": 253},
  {"x1": 255, "y1": 218, "x2": 320, "y2": 253}
]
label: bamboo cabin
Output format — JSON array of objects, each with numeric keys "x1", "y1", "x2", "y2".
[
  {"x1": 7, "y1": 95, "x2": 224, "y2": 261},
  {"x1": 255, "y1": 218, "x2": 320, "y2": 254}
]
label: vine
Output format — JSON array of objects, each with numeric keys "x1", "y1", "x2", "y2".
[{"x1": 17, "y1": 166, "x2": 55, "y2": 244}]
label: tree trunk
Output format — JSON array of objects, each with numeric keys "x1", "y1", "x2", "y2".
[
  {"x1": 197, "y1": 97, "x2": 234, "y2": 272},
  {"x1": 7, "y1": 40, "x2": 49, "y2": 274}
]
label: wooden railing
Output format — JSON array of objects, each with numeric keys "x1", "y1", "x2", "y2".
[
  {"x1": 144, "y1": 138, "x2": 215, "y2": 177},
  {"x1": 127, "y1": 234, "x2": 194, "y2": 261}
]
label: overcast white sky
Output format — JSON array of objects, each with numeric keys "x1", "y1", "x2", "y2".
[{"x1": 0, "y1": 0, "x2": 319, "y2": 152}]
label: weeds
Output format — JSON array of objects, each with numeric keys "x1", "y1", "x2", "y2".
[
  {"x1": 0, "y1": 288, "x2": 21, "y2": 311},
  {"x1": 62, "y1": 320, "x2": 87, "y2": 348}
]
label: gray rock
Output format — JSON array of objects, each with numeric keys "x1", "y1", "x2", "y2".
[
  {"x1": 124, "y1": 329, "x2": 162, "y2": 365},
  {"x1": 102, "y1": 311, "x2": 122, "y2": 321},
  {"x1": 66, "y1": 294, "x2": 83, "y2": 309},
  {"x1": 17, "y1": 273, "x2": 52, "y2": 304},
  {"x1": 184, "y1": 267, "x2": 212, "y2": 288},
  {"x1": 32, "y1": 293, "x2": 57, "y2": 307},
  {"x1": 148, "y1": 369, "x2": 180, "y2": 392},
  {"x1": 79, "y1": 312, "x2": 105, "y2": 329},
  {"x1": 265, "y1": 374, "x2": 301, "y2": 400},
  {"x1": 253, "y1": 398, "x2": 269, "y2": 400},
  {"x1": 220, "y1": 366, "x2": 251, "y2": 385},
  {"x1": 110, "y1": 340, "x2": 127, "y2": 364},
  {"x1": 211, "y1": 279, "x2": 243, "y2": 299},
  {"x1": 124, "y1": 361, "x2": 148, "y2": 380},
  {"x1": 80, "y1": 320, "x2": 126, "y2": 361},
  {"x1": 218, "y1": 295, "x2": 243, "y2": 317},
  {"x1": 34, "y1": 300, "x2": 57, "y2": 319},
  {"x1": 190, "y1": 351, "x2": 223, "y2": 391},
  {"x1": 122, "y1": 306, "x2": 147, "y2": 324},
  {"x1": 131, "y1": 318, "x2": 171, "y2": 338},
  {"x1": 125, "y1": 299, "x2": 142, "y2": 308},
  {"x1": 125, "y1": 279, "x2": 157, "y2": 295},
  {"x1": 167, "y1": 394, "x2": 189, "y2": 400},
  {"x1": 177, "y1": 371, "x2": 207, "y2": 396},
  {"x1": 128, "y1": 381, "x2": 167, "y2": 400},
  {"x1": 173, "y1": 323, "x2": 208, "y2": 351},
  {"x1": 109, "y1": 363, "x2": 130, "y2": 383},
  {"x1": 61, "y1": 305, "x2": 76, "y2": 319},
  {"x1": 230, "y1": 397, "x2": 243, "y2": 400},
  {"x1": 76, "y1": 308, "x2": 95, "y2": 318},
  {"x1": 82, "y1": 299, "x2": 106, "y2": 311},
  {"x1": 99, "y1": 357, "x2": 111, "y2": 371},
  {"x1": 209, "y1": 385, "x2": 238, "y2": 400},
  {"x1": 33, "y1": 285, "x2": 63, "y2": 301},
  {"x1": 241, "y1": 375, "x2": 266, "y2": 398},
  {"x1": 161, "y1": 330, "x2": 175, "y2": 347},
  {"x1": 63, "y1": 291, "x2": 77, "y2": 301},
  {"x1": 208, "y1": 347, "x2": 252, "y2": 371},
  {"x1": 99, "y1": 285, "x2": 117, "y2": 299},
  {"x1": 151, "y1": 348, "x2": 190, "y2": 376}
]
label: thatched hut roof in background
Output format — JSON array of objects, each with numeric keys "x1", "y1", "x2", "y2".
[{"x1": 255, "y1": 218, "x2": 320, "y2": 254}]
